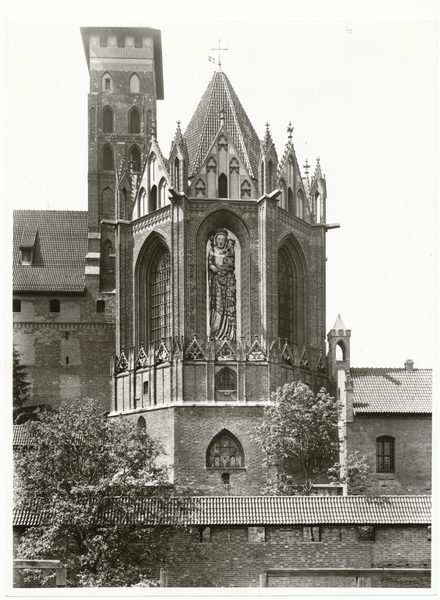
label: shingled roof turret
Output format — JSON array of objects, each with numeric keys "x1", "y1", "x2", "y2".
[{"x1": 183, "y1": 70, "x2": 260, "y2": 180}]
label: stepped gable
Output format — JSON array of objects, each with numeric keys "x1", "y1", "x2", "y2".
[
  {"x1": 183, "y1": 69, "x2": 260, "y2": 181},
  {"x1": 13, "y1": 210, "x2": 88, "y2": 293},
  {"x1": 351, "y1": 368, "x2": 432, "y2": 413}
]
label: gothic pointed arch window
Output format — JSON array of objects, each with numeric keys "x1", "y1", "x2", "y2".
[
  {"x1": 297, "y1": 189, "x2": 304, "y2": 219},
  {"x1": 267, "y1": 159, "x2": 274, "y2": 192},
  {"x1": 278, "y1": 247, "x2": 294, "y2": 343},
  {"x1": 130, "y1": 73, "x2": 140, "y2": 93},
  {"x1": 129, "y1": 108, "x2": 141, "y2": 134},
  {"x1": 241, "y1": 180, "x2": 251, "y2": 199},
  {"x1": 218, "y1": 173, "x2": 228, "y2": 198},
  {"x1": 174, "y1": 157, "x2": 180, "y2": 190},
  {"x1": 103, "y1": 107, "x2": 114, "y2": 133},
  {"x1": 158, "y1": 178, "x2": 168, "y2": 208},
  {"x1": 207, "y1": 430, "x2": 244, "y2": 469},
  {"x1": 101, "y1": 186, "x2": 114, "y2": 216},
  {"x1": 150, "y1": 185, "x2": 157, "y2": 212},
  {"x1": 215, "y1": 367, "x2": 237, "y2": 402},
  {"x1": 279, "y1": 178, "x2": 287, "y2": 210},
  {"x1": 130, "y1": 147, "x2": 141, "y2": 171},
  {"x1": 150, "y1": 246, "x2": 171, "y2": 344},
  {"x1": 103, "y1": 145, "x2": 114, "y2": 171},
  {"x1": 288, "y1": 187, "x2": 294, "y2": 215}
]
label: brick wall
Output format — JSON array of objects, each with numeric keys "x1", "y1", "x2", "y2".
[{"x1": 347, "y1": 416, "x2": 432, "y2": 495}]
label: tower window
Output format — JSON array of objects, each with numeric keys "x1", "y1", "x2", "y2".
[
  {"x1": 376, "y1": 436, "x2": 395, "y2": 473},
  {"x1": 103, "y1": 146, "x2": 114, "y2": 171},
  {"x1": 130, "y1": 147, "x2": 141, "y2": 171},
  {"x1": 130, "y1": 73, "x2": 140, "y2": 94},
  {"x1": 135, "y1": 35, "x2": 142, "y2": 48},
  {"x1": 221, "y1": 473, "x2": 230, "y2": 485},
  {"x1": 97, "y1": 300, "x2": 105, "y2": 313},
  {"x1": 215, "y1": 368, "x2": 237, "y2": 401},
  {"x1": 105, "y1": 78, "x2": 111, "y2": 91},
  {"x1": 103, "y1": 108, "x2": 114, "y2": 133},
  {"x1": 150, "y1": 247, "x2": 171, "y2": 344},
  {"x1": 278, "y1": 248, "x2": 293, "y2": 342},
  {"x1": 50, "y1": 299, "x2": 60, "y2": 313},
  {"x1": 117, "y1": 33, "x2": 125, "y2": 48},
  {"x1": 13, "y1": 299, "x2": 21, "y2": 313},
  {"x1": 100, "y1": 35, "x2": 108, "y2": 47},
  {"x1": 129, "y1": 109, "x2": 141, "y2": 134}
]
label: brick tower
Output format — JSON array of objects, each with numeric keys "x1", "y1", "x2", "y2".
[{"x1": 80, "y1": 27, "x2": 163, "y2": 293}]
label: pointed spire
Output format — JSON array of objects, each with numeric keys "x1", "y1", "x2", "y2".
[
  {"x1": 333, "y1": 314, "x2": 346, "y2": 332},
  {"x1": 303, "y1": 159, "x2": 310, "y2": 178},
  {"x1": 262, "y1": 122, "x2": 273, "y2": 153},
  {"x1": 287, "y1": 121, "x2": 294, "y2": 143},
  {"x1": 312, "y1": 156, "x2": 323, "y2": 182}
]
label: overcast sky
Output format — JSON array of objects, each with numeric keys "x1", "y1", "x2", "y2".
[{"x1": 5, "y1": 17, "x2": 437, "y2": 369}]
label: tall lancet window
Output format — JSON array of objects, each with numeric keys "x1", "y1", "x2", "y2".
[
  {"x1": 150, "y1": 247, "x2": 171, "y2": 344},
  {"x1": 278, "y1": 248, "x2": 293, "y2": 342}
]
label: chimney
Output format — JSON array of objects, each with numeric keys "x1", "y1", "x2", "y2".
[{"x1": 404, "y1": 359, "x2": 414, "y2": 372}]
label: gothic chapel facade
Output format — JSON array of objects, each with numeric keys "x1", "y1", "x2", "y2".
[{"x1": 76, "y1": 27, "x2": 330, "y2": 494}]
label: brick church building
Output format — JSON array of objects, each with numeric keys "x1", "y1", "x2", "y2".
[{"x1": 12, "y1": 25, "x2": 431, "y2": 587}]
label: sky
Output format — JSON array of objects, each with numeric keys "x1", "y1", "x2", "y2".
[{"x1": 5, "y1": 17, "x2": 437, "y2": 369}]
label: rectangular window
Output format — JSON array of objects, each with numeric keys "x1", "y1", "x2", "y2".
[
  {"x1": 135, "y1": 35, "x2": 142, "y2": 48},
  {"x1": 303, "y1": 526, "x2": 321, "y2": 542},
  {"x1": 104, "y1": 78, "x2": 111, "y2": 91},
  {"x1": 50, "y1": 299, "x2": 60, "y2": 313},
  {"x1": 143, "y1": 381, "x2": 149, "y2": 395},
  {"x1": 13, "y1": 299, "x2": 21, "y2": 313},
  {"x1": 20, "y1": 248, "x2": 33, "y2": 265},
  {"x1": 117, "y1": 33, "x2": 125, "y2": 48},
  {"x1": 100, "y1": 35, "x2": 108, "y2": 47},
  {"x1": 97, "y1": 300, "x2": 105, "y2": 313},
  {"x1": 376, "y1": 437, "x2": 395, "y2": 473},
  {"x1": 248, "y1": 527, "x2": 265, "y2": 543}
]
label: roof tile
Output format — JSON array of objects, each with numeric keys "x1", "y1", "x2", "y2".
[{"x1": 351, "y1": 368, "x2": 432, "y2": 413}]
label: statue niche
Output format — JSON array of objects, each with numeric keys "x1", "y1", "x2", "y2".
[{"x1": 208, "y1": 228, "x2": 237, "y2": 341}]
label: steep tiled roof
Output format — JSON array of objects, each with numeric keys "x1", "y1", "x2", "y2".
[
  {"x1": 183, "y1": 69, "x2": 261, "y2": 180},
  {"x1": 13, "y1": 211, "x2": 88, "y2": 293},
  {"x1": 13, "y1": 495, "x2": 431, "y2": 527},
  {"x1": 351, "y1": 368, "x2": 432, "y2": 413}
]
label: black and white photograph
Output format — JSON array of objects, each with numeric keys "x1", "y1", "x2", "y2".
[{"x1": 6, "y1": 12, "x2": 436, "y2": 593}]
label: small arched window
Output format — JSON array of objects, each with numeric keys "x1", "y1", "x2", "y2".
[
  {"x1": 241, "y1": 180, "x2": 251, "y2": 199},
  {"x1": 336, "y1": 342, "x2": 345, "y2": 361},
  {"x1": 268, "y1": 160, "x2": 274, "y2": 192},
  {"x1": 150, "y1": 185, "x2": 157, "y2": 212},
  {"x1": 158, "y1": 178, "x2": 168, "y2": 208},
  {"x1": 297, "y1": 189, "x2": 304, "y2": 219},
  {"x1": 101, "y1": 186, "x2": 114, "y2": 215},
  {"x1": 174, "y1": 157, "x2": 180, "y2": 190},
  {"x1": 149, "y1": 153, "x2": 156, "y2": 183},
  {"x1": 376, "y1": 436, "x2": 395, "y2": 473},
  {"x1": 130, "y1": 73, "x2": 140, "y2": 93},
  {"x1": 215, "y1": 368, "x2": 237, "y2": 401},
  {"x1": 150, "y1": 246, "x2": 171, "y2": 344},
  {"x1": 103, "y1": 107, "x2": 114, "y2": 133},
  {"x1": 218, "y1": 173, "x2": 228, "y2": 198},
  {"x1": 130, "y1": 147, "x2": 141, "y2": 171},
  {"x1": 137, "y1": 416, "x2": 146, "y2": 429},
  {"x1": 129, "y1": 108, "x2": 141, "y2": 134},
  {"x1": 278, "y1": 247, "x2": 293, "y2": 342},
  {"x1": 103, "y1": 146, "x2": 114, "y2": 171},
  {"x1": 102, "y1": 73, "x2": 112, "y2": 92},
  {"x1": 207, "y1": 430, "x2": 244, "y2": 469}
]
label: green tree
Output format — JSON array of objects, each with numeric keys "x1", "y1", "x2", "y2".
[
  {"x1": 251, "y1": 382, "x2": 370, "y2": 495},
  {"x1": 15, "y1": 399, "x2": 196, "y2": 587},
  {"x1": 13, "y1": 346, "x2": 30, "y2": 421}
]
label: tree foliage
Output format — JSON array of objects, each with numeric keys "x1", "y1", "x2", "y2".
[
  {"x1": 13, "y1": 346, "x2": 30, "y2": 421},
  {"x1": 15, "y1": 399, "x2": 195, "y2": 587},
  {"x1": 251, "y1": 382, "x2": 370, "y2": 495}
]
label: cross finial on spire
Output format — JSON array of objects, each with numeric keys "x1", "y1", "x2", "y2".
[
  {"x1": 287, "y1": 121, "x2": 294, "y2": 142},
  {"x1": 303, "y1": 159, "x2": 310, "y2": 177},
  {"x1": 211, "y1": 39, "x2": 228, "y2": 67}
]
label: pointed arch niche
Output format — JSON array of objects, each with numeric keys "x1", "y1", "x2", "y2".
[
  {"x1": 277, "y1": 236, "x2": 307, "y2": 348},
  {"x1": 196, "y1": 209, "x2": 251, "y2": 343},
  {"x1": 135, "y1": 234, "x2": 172, "y2": 351},
  {"x1": 206, "y1": 429, "x2": 245, "y2": 469}
]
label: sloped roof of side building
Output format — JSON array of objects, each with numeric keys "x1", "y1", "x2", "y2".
[
  {"x1": 13, "y1": 210, "x2": 88, "y2": 293},
  {"x1": 351, "y1": 367, "x2": 432, "y2": 414}
]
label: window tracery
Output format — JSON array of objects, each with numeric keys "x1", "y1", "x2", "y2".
[{"x1": 207, "y1": 430, "x2": 244, "y2": 469}]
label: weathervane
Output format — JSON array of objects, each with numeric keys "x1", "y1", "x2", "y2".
[{"x1": 211, "y1": 39, "x2": 228, "y2": 67}]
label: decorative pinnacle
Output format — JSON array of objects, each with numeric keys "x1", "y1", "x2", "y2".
[
  {"x1": 287, "y1": 121, "x2": 294, "y2": 142},
  {"x1": 263, "y1": 122, "x2": 273, "y2": 152},
  {"x1": 211, "y1": 39, "x2": 228, "y2": 67}
]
